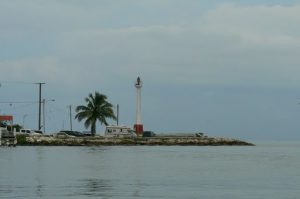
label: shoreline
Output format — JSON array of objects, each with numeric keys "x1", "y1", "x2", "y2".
[{"x1": 17, "y1": 135, "x2": 255, "y2": 146}]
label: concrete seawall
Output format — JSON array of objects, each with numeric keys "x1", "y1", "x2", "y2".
[{"x1": 17, "y1": 135, "x2": 254, "y2": 146}]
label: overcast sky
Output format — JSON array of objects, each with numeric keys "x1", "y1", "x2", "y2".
[{"x1": 1, "y1": 0, "x2": 300, "y2": 140}]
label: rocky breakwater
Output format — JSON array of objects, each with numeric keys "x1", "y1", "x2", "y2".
[{"x1": 17, "y1": 134, "x2": 254, "y2": 146}]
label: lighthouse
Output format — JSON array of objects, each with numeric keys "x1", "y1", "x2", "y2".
[{"x1": 134, "y1": 77, "x2": 143, "y2": 136}]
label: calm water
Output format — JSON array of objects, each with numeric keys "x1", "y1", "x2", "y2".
[{"x1": 0, "y1": 142, "x2": 300, "y2": 199}]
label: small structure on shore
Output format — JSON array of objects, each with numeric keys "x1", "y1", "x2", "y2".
[
  {"x1": 0, "y1": 115, "x2": 17, "y2": 146},
  {"x1": 0, "y1": 128, "x2": 17, "y2": 146}
]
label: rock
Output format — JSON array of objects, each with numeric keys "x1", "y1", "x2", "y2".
[{"x1": 17, "y1": 135, "x2": 254, "y2": 146}]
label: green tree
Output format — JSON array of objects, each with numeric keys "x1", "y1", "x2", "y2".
[{"x1": 75, "y1": 92, "x2": 116, "y2": 136}]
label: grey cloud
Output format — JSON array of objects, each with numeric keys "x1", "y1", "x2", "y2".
[{"x1": 1, "y1": 3, "x2": 300, "y2": 89}]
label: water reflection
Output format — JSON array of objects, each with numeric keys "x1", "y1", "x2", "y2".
[
  {"x1": 0, "y1": 185, "x2": 13, "y2": 194},
  {"x1": 66, "y1": 178, "x2": 114, "y2": 198},
  {"x1": 35, "y1": 179, "x2": 44, "y2": 197},
  {"x1": 35, "y1": 147, "x2": 46, "y2": 198},
  {"x1": 82, "y1": 146, "x2": 112, "y2": 154}
]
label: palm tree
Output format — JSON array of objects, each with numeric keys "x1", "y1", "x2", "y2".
[{"x1": 75, "y1": 92, "x2": 116, "y2": 136}]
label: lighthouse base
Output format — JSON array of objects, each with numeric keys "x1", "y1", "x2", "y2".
[{"x1": 134, "y1": 124, "x2": 144, "y2": 136}]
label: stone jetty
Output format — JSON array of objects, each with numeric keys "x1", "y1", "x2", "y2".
[{"x1": 17, "y1": 134, "x2": 254, "y2": 146}]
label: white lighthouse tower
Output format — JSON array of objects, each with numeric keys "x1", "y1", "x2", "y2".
[{"x1": 134, "y1": 77, "x2": 143, "y2": 136}]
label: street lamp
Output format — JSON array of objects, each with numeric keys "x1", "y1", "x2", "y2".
[
  {"x1": 42, "y1": 99, "x2": 55, "y2": 133},
  {"x1": 22, "y1": 114, "x2": 28, "y2": 128}
]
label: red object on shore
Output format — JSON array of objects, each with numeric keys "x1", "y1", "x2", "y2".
[
  {"x1": 0, "y1": 115, "x2": 13, "y2": 121},
  {"x1": 134, "y1": 124, "x2": 143, "y2": 136}
]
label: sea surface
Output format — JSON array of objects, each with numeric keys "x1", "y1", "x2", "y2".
[{"x1": 0, "y1": 142, "x2": 299, "y2": 199}]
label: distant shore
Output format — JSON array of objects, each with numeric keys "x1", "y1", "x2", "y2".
[{"x1": 17, "y1": 135, "x2": 254, "y2": 146}]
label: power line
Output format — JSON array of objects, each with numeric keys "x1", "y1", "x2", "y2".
[
  {"x1": 0, "y1": 81, "x2": 36, "y2": 85},
  {"x1": 0, "y1": 101, "x2": 39, "y2": 104},
  {"x1": 0, "y1": 101, "x2": 37, "y2": 113},
  {"x1": 0, "y1": 81, "x2": 45, "y2": 130},
  {"x1": 3, "y1": 103, "x2": 36, "y2": 112}
]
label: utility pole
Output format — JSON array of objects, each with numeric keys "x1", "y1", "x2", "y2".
[
  {"x1": 43, "y1": 99, "x2": 45, "y2": 133},
  {"x1": 69, "y1": 105, "x2": 73, "y2": 131},
  {"x1": 117, "y1": 104, "x2": 119, "y2": 126},
  {"x1": 36, "y1": 83, "x2": 45, "y2": 130}
]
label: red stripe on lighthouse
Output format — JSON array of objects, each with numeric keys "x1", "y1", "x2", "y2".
[{"x1": 134, "y1": 124, "x2": 143, "y2": 136}]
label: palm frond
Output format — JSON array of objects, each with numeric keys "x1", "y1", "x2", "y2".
[{"x1": 75, "y1": 105, "x2": 90, "y2": 112}]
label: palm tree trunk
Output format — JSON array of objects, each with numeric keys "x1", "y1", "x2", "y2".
[{"x1": 91, "y1": 122, "x2": 96, "y2": 136}]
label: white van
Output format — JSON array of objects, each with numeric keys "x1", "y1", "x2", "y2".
[
  {"x1": 18, "y1": 129, "x2": 42, "y2": 136},
  {"x1": 105, "y1": 126, "x2": 136, "y2": 137}
]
